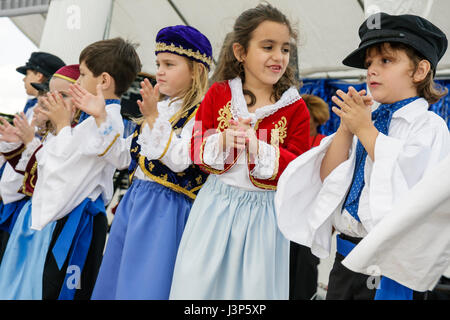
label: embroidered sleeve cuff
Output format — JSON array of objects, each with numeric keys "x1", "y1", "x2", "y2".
[
  {"x1": 16, "y1": 138, "x2": 41, "y2": 172},
  {"x1": 137, "y1": 116, "x2": 173, "y2": 160},
  {"x1": 250, "y1": 141, "x2": 277, "y2": 179},
  {"x1": 203, "y1": 133, "x2": 231, "y2": 171},
  {"x1": 0, "y1": 141, "x2": 22, "y2": 153},
  {"x1": 84, "y1": 114, "x2": 121, "y2": 156}
]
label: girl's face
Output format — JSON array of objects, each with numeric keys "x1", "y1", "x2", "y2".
[
  {"x1": 155, "y1": 52, "x2": 193, "y2": 98},
  {"x1": 238, "y1": 20, "x2": 291, "y2": 89},
  {"x1": 49, "y1": 77, "x2": 76, "y2": 114}
]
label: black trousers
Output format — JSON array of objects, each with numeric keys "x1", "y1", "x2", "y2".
[
  {"x1": 42, "y1": 213, "x2": 108, "y2": 300},
  {"x1": 289, "y1": 242, "x2": 320, "y2": 300}
]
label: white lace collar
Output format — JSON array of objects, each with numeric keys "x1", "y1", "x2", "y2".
[
  {"x1": 228, "y1": 77, "x2": 301, "y2": 126},
  {"x1": 157, "y1": 97, "x2": 183, "y2": 118}
]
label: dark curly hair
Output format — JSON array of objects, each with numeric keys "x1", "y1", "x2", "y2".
[{"x1": 211, "y1": 3, "x2": 300, "y2": 106}]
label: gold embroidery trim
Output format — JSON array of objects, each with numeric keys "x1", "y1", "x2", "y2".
[
  {"x1": 272, "y1": 117, "x2": 287, "y2": 144},
  {"x1": 4, "y1": 145, "x2": 26, "y2": 160},
  {"x1": 158, "y1": 130, "x2": 174, "y2": 160},
  {"x1": 53, "y1": 74, "x2": 77, "y2": 83},
  {"x1": 216, "y1": 101, "x2": 232, "y2": 132},
  {"x1": 269, "y1": 146, "x2": 280, "y2": 181},
  {"x1": 156, "y1": 42, "x2": 213, "y2": 67},
  {"x1": 21, "y1": 161, "x2": 38, "y2": 197},
  {"x1": 138, "y1": 155, "x2": 198, "y2": 200},
  {"x1": 98, "y1": 133, "x2": 120, "y2": 157}
]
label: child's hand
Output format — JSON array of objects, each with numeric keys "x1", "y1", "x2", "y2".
[
  {"x1": 230, "y1": 118, "x2": 259, "y2": 156},
  {"x1": 41, "y1": 92, "x2": 72, "y2": 134},
  {"x1": 220, "y1": 128, "x2": 247, "y2": 152},
  {"x1": 137, "y1": 79, "x2": 160, "y2": 127},
  {"x1": 13, "y1": 112, "x2": 35, "y2": 145},
  {"x1": 0, "y1": 117, "x2": 21, "y2": 143},
  {"x1": 70, "y1": 83, "x2": 106, "y2": 126},
  {"x1": 331, "y1": 86, "x2": 373, "y2": 136}
]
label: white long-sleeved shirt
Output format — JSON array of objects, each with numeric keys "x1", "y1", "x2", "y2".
[
  {"x1": 275, "y1": 97, "x2": 450, "y2": 259},
  {"x1": 30, "y1": 103, "x2": 124, "y2": 230}
]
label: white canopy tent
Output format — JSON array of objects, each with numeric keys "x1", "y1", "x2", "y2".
[{"x1": 3, "y1": 0, "x2": 450, "y2": 79}]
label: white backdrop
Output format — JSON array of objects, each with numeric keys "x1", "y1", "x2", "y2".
[{"x1": 9, "y1": 0, "x2": 450, "y2": 78}]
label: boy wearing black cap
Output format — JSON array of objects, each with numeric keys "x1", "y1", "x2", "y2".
[
  {"x1": 275, "y1": 12, "x2": 449, "y2": 300},
  {"x1": 16, "y1": 51, "x2": 65, "y2": 118}
]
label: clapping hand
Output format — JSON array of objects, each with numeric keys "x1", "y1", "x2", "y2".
[
  {"x1": 40, "y1": 92, "x2": 73, "y2": 134},
  {"x1": 0, "y1": 116, "x2": 21, "y2": 143},
  {"x1": 332, "y1": 87, "x2": 373, "y2": 135},
  {"x1": 70, "y1": 83, "x2": 106, "y2": 127},
  {"x1": 137, "y1": 78, "x2": 160, "y2": 128},
  {"x1": 13, "y1": 112, "x2": 36, "y2": 145}
]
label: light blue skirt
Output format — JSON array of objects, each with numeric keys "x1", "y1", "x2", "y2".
[
  {"x1": 0, "y1": 200, "x2": 56, "y2": 300},
  {"x1": 91, "y1": 179, "x2": 193, "y2": 300},
  {"x1": 169, "y1": 175, "x2": 289, "y2": 300}
]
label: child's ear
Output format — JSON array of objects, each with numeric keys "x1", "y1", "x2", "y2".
[
  {"x1": 36, "y1": 71, "x2": 45, "y2": 82},
  {"x1": 232, "y1": 43, "x2": 245, "y2": 63},
  {"x1": 413, "y1": 60, "x2": 431, "y2": 83},
  {"x1": 100, "y1": 72, "x2": 113, "y2": 90}
]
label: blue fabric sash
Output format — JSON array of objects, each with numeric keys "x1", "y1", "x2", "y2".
[
  {"x1": 23, "y1": 98, "x2": 38, "y2": 115},
  {"x1": 0, "y1": 198, "x2": 29, "y2": 234},
  {"x1": 51, "y1": 196, "x2": 105, "y2": 300},
  {"x1": 336, "y1": 234, "x2": 413, "y2": 300}
]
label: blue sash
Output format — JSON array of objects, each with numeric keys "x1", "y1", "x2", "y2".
[
  {"x1": 336, "y1": 234, "x2": 413, "y2": 300},
  {"x1": 0, "y1": 198, "x2": 29, "y2": 234},
  {"x1": 51, "y1": 196, "x2": 105, "y2": 300}
]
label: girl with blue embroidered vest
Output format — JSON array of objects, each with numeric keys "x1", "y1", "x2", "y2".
[
  {"x1": 71, "y1": 25, "x2": 212, "y2": 300},
  {"x1": 276, "y1": 13, "x2": 449, "y2": 300},
  {"x1": 169, "y1": 4, "x2": 310, "y2": 300}
]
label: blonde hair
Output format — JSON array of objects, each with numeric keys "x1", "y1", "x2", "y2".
[
  {"x1": 135, "y1": 58, "x2": 209, "y2": 126},
  {"x1": 169, "y1": 59, "x2": 209, "y2": 126},
  {"x1": 302, "y1": 94, "x2": 330, "y2": 125}
]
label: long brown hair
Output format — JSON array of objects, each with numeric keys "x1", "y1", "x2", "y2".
[{"x1": 211, "y1": 3, "x2": 300, "y2": 106}]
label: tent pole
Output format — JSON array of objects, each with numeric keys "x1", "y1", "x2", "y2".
[
  {"x1": 167, "y1": 0, "x2": 190, "y2": 26},
  {"x1": 103, "y1": 0, "x2": 115, "y2": 40}
]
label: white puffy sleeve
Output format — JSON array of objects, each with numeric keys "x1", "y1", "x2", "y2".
[
  {"x1": 366, "y1": 114, "x2": 450, "y2": 229},
  {"x1": 138, "y1": 115, "x2": 196, "y2": 172},
  {"x1": 80, "y1": 109, "x2": 131, "y2": 170},
  {"x1": 201, "y1": 133, "x2": 232, "y2": 171},
  {"x1": 275, "y1": 134, "x2": 357, "y2": 258},
  {"x1": 250, "y1": 140, "x2": 277, "y2": 179},
  {"x1": 15, "y1": 138, "x2": 42, "y2": 172}
]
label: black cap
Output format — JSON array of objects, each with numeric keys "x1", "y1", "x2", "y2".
[
  {"x1": 30, "y1": 81, "x2": 50, "y2": 94},
  {"x1": 16, "y1": 52, "x2": 66, "y2": 78},
  {"x1": 343, "y1": 12, "x2": 448, "y2": 72}
]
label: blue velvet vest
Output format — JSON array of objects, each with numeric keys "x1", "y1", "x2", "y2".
[{"x1": 128, "y1": 105, "x2": 208, "y2": 200}]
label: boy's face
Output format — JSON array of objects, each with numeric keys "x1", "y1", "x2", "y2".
[
  {"x1": 23, "y1": 69, "x2": 42, "y2": 96},
  {"x1": 365, "y1": 44, "x2": 417, "y2": 104},
  {"x1": 76, "y1": 61, "x2": 102, "y2": 95}
]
